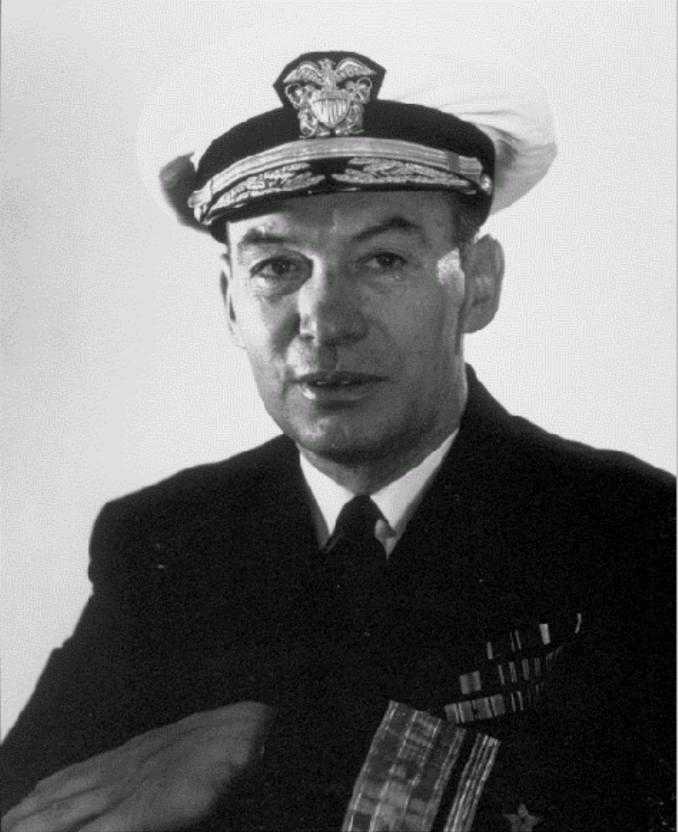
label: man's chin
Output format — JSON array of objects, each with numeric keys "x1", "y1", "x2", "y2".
[{"x1": 290, "y1": 422, "x2": 402, "y2": 466}]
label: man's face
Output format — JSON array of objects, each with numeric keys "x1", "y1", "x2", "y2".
[{"x1": 224, "y1": 190, "x2": 475, "y2": 464}]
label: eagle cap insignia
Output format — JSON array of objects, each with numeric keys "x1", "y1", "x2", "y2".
[{"x1": 274, "y1": 51, "x2": 385, "y2": 138}]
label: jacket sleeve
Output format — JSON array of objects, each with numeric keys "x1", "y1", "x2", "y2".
[
  {"x1": 0, "y1": 485, "x2": 306, "y2": 817},
  {"x1": 0, "y1": 502, "x2": 151, "y2": 814}
]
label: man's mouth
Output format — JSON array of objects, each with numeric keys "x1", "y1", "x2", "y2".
[
  {"x1": 294, "y1": 371, "x2": 386, "y2": 401},
  {"x1": 298, "y1": 371, "x2": 383, "y2": 386}
]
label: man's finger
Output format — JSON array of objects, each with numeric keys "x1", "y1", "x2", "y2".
[
  {"x1": 75, "y1": 786, "x2": 216, "y2": 832},
  {"x1": 27, "y1": 728, "x2": 168, "y2": 805},
  {"x1": 77, "y1": 816, "x2": 124, "y2": 832},
  {"x1": 77, "y1": 809, "x2": 136, "y2": 832},
  {"x1": 3, "y1": 761, "x2": 109, "y2": 828},
  {"x1": 2, "y1": 786, "x2": 113, "y2": 832},
  {"x1": 30, "y1": 753, "x2": 108, "y2": 798}
]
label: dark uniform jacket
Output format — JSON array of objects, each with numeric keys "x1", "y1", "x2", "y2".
[{"x1": 2, "y1": 369, "x2": 675, "y2": 830}]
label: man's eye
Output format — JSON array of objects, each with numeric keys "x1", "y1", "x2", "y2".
[
  {"x1": 251, "y1": 258, "x2": 303, "y2": 280},
  {"x1": 362, "y1": 252, "x2": 407, "y2": 272}
]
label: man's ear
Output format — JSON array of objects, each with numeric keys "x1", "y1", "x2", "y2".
[
  {"x1": 219, "y1": 253, "x2": 244, "y2": 347},
  {"x1": 461, "y1": 234, "x2": 505, "y2": 333}
]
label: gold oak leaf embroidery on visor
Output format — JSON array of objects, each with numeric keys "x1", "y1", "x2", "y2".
[
  {"x1": 332, "y1": 158, "x2": 483, "y2": 193},
  {"x1": 187, "y1": 137, "x2": 492, "y2": 226},
  {"x1": 206, "y1": 163, "x2": 325, "y2": 215}
]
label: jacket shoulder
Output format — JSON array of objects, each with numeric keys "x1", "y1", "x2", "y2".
[
  {"x1": 485, "y1": 408, "x2": 675, "y2": 579},
  {"x1": 105, "y1": 434, "x2": 296, "y2": 513},
  {"x1": 462, "y1": 376, "x2": 674, "y2": 561},
  {"x1": 88, "y1": 435, "x2": 298, "y2": 578},
  {"x1": 466, "y1": 370, "x2": 674, "y2": 504},
  {"x1": 506, "y1": 410, "x2": 674, "y2": 491}
]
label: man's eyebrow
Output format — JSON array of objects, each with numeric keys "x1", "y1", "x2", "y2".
[
  {"x1": 353, "y1": 216, "x2": 425, "y2": 243},
  {"x1": 236, "y1": 228, "x2": 298, "y2": 251}
]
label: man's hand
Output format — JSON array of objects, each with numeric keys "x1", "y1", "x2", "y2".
[{"x1": 1, "y1": 701, "x2": 274, "y2": 832}]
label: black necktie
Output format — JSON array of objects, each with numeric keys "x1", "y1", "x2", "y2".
[
  {"x1": 326, "y1": 495, "x2": 385, "y2": 556},
  {"x1": 303, "y1": 498, "x2": 391, "y2": 820},
  {"x1": 320, "y1": 495, "x2": 387, "y2": 638}
]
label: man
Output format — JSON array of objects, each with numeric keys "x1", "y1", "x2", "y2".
[{"x1": 1, "y1": 51, "x2": 674, "y2": 832}]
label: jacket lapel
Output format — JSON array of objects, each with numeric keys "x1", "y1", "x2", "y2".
[{"x1": 387, "y1": 368, "x2": 519, "y2": 629}]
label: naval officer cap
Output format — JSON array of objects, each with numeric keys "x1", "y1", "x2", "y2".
[{"x1": 160, "y1": 50, "x2": 557, "y2": 241}]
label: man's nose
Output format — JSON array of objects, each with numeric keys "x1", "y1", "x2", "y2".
[{"x1": 297, "y1": 269, "x2": 368, "y2": 345}]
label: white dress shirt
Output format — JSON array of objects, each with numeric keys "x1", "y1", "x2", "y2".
[{"x1": 299, "y1": 432, "x2": 457, "y2": 557}]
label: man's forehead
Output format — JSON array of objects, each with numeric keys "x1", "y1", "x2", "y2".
[{"x1": 228, "y1": 190, "x2": 452, "y2": 243}]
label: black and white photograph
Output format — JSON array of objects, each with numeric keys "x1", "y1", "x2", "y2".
[{"x1": 1, "y1": 2, "x2": 675, "y2": 829}]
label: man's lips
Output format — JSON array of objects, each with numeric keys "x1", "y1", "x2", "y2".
[
  {"x1": 294, "y1": 371, "x2": 386, "y2": 387},
  {"x1": 293, "y1": 371, "x2": 387, "y2": 402}
]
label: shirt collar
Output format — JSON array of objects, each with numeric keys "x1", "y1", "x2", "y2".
[{"x1": 299, "y1": 431, "x2": 457, "y2": 544}]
